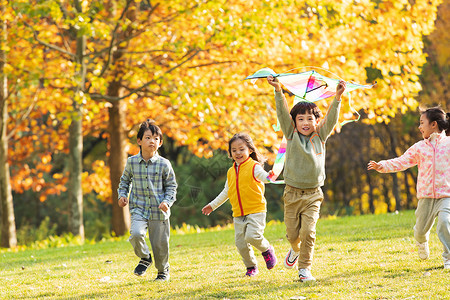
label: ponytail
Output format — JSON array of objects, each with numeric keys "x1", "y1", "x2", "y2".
[{"x1": 446, "y1": 113, "x2": 450, "y2": 136}]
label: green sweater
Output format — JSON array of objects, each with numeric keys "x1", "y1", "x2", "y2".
[{"x1": 275, "y1": 91, "x2": 341, "y2": 189}]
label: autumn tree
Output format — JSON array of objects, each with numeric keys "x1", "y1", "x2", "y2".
[
  {"x1": 419, "y1": 0, "x2": 449, "y2": 109},
  {"x1": 8, "y1": 0, "x2": 443, "y2": 236},
  {"x1": 0, "y1": 0, "x2": 17, "y2": 248}
]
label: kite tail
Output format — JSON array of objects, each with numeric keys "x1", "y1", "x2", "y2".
[{"x1": 267, "y1": 137, "x2": 286, "y2": 182}]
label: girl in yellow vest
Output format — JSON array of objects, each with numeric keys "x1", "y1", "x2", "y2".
[{"x1": 202, "y1": 133, "x2": 277, "y2": 276}]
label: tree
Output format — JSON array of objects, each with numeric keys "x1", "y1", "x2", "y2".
[
  {"x1": 419, "y1": 0, "x2": 449, "y2": 109},
  {"x1": 0, "y1": 0, "x2": 17, "y2": 248},
  {"x1": 9, "y1": 0, "x2": 443, "y2": 235}
]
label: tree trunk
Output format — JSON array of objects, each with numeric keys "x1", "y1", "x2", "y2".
[
  {"x1": 67, "y1": 112, "x2": 84, "y2": 238},
  {"x1": 384, "y1": 123, "x2": 402, "y2": 211},
  {"x1": 366, "y1": 172, "x2": 375, "y2": 214},
  {"x1": 67, "y1": 7, "x2": 86, "y2": 239},
  {"x1": 391, "y1": 173, "x2": 401, "y2": 211},
  {"x1": 0, "y1": 7, "x2": 17, "y2": 248},
  {"x1": 108, "y1": 85, "x2": 130, "y2": 236}
]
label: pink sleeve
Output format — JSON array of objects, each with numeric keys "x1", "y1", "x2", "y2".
[{"x1": 379, "y1": 144, "x2": 419, "y2": 173}]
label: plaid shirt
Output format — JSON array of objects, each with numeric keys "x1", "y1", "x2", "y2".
[{"x1": 118, "y1": 152, "x2": 177, "y2": 220}]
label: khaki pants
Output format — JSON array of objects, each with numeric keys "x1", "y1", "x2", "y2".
[
  {"x1": 234, "y1": 212, "x2": 271, "y2": 268},
  {"x1": 414, "y1": 198, "x2": 450, "y2": 260},
  {"x1": 283, "y1": 185, "x2": 323, "y2": 270}
]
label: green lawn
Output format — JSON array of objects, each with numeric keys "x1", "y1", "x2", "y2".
[{"x1": 1, "y1": 210, "x2": 449, "y2": 299}]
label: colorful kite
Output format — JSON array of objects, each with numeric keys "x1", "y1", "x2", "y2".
[{"x1": 245, "y1": 68, "x2": 376, "y2": 183}]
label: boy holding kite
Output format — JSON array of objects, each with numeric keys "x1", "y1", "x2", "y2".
[{"x1": 267, "y1": 75, "x2": 346, "y2": 282}]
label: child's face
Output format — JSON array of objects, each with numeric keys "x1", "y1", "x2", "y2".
[
  {"x1": 295, "y1": 113, "x2": 319, "y2": 136},
  {"x1": 419, "y1": 114, "x2": 438, "y2": 139},
  {"x1": 138, "y1": 130, "x2": 162, "y2": 155},
  {"x1": 230, "y1": 138, "x2": 252, "y2": 165}
]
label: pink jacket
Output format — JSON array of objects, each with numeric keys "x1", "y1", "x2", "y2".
[{"x1": 379, "y1": 131, "x2": 450, "y2": 199}]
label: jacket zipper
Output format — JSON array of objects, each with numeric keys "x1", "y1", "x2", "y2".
[
  {"x1": 431, "y1": 141, "x2": 437, "y2": 199},
  {"x1": 235, "y1": 162, "x2": 244, "y2": 216}
]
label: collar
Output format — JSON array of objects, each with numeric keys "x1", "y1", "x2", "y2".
[
  {"x1": 428, "y1": 131, "x2": 445, "y2": 143},
  {"x1": 139, "y1": 152, "x2": 159, "y2": 163},
  {"x1": 234, "y1": 157, "x2": 252, "y2": 168}
]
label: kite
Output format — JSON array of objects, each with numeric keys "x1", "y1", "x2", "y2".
[{"x1": 245, "y1": 67, "x2": 376, "y2": 183}]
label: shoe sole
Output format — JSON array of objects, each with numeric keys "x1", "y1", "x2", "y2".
[
  {"x1": 284, "y1": 250, "x2": 299, "y2": 269},
  {"x1": 284, "y1": 260, "x2": 297, "y2": 269}
]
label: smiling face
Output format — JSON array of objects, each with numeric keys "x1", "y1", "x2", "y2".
[
  {"x1": 295, "y1": 113, "x2": 319, "y2": 136},
  {"x1": 230, "y1": 138, "x2": 252, "y2": 165},
  {"x1": 419, "y1": 113, "x2": 438, "y2": 139},
  {"x1": 138, "y1": 129, "x2": 162, "y2": 158}
]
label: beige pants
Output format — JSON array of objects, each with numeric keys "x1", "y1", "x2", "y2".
[
  {"x1": 414, "y1": 198, "x2": 450, "y2": 260},
  {"x1": 283, "y1": 185, "x2": 323, "y2": 270},
  {"x1": 234, "y1": 212, "x2": 271, "y2": 268}
]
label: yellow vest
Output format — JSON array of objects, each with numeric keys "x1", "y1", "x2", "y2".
[{"x1": 227, "y1": 157, "x2": 266, "y2": 217}]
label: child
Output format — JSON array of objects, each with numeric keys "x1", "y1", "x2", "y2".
[
  {"x1": 118, "y1": 119, "x2": 178, "y2": 281},
  {"x1": 267, "y1": 75, "x2": 346, "y2": 282},
  {"x1": 201, "y1": 133, "x2": 277, "y2": 277},
  {"x1": 368, "y1": 107, "x2": 450, "y2": 269}
]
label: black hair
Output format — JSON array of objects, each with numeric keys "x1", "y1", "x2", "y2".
[
  {"x1": 419, "y1": 106, "x2": 450, "y2": 136},
  {"x1": 228, "y1": 133, "x2": 266, "y2": 164},
  {"x1": 290, "y1": 101, "x2": 323, "y2": 124},
  {"x1": 137, "y1": 119, "x2": 163, "y2": 150}
]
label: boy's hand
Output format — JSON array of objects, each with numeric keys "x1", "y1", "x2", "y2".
[
  {"x1": 159, "y1": 202, "x2": 169, "y2": 213},
  {"x1": 367, "y1": 160, "x2": 382, "y2": 172},
  {"x1": 335, "y1": 80, "x2": 346, "y2": 99},
  {"x1": 267, "y1": 75, "x2": 282, "y2": 92},
  {"x1": 118, "y1": 197, "x2": 128, "y2": 207},
  {"x1": 202, "y1": 204, "x2": 213, "y2": 216}
]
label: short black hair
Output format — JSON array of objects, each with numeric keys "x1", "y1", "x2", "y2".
[
  {"x1": 290, "y1": 101, "x2": 323, "y2": 123},
  {"x1": 137, "y1": 119, "x2": 163, "y2": 141}
]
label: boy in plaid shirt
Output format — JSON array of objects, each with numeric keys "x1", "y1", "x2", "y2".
[{"x1": 118, "y1": 119, "x2": 177, "y2": 281}]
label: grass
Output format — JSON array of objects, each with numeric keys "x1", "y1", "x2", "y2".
[{"x1": 1, "y1": 210, "x2": 449, "y2": 299}]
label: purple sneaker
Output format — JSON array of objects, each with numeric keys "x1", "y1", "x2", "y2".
[
  {"x1": 245, "y1": 266, "x2": 258, "y2": 277},
  {"x1": 262, "y1": 245, "x2": 277, "y2": 270}
]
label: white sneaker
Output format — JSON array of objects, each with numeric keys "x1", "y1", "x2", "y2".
[
  {"x1": 298, "y1": 268, "x2": 316, "y2": 282},
  {"x1": 284, "y1": 248, "x2": 299, "y2": 269},
  {"x1": 444, "y1": 259, "x2": 450, "y2": 269},
  {"x1": 416, "y1": 241, "x2": 429, "y2": 260}
]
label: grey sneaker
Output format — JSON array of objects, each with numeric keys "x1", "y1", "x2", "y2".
[
  {"x1": 154, "y1": 273, "x2": 170, "y2": 281},
  {"x1": 298, "y1": 268, "x2": 316, "y2": 282},
  {"x1": 444, "y1": 258, "x2": 450, "y2": 269},
  {"x1": 416, "y1": 242, "x2": 429, "y2": 260},
  {"x1": 134, "y1": 256, "x2": 152, "y2": 276}
]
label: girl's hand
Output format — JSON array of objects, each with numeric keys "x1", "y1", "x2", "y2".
[
  {"x1": 335, "y1": 80, "x2": 346, "y2": 99},
  {"x1": 118, "y1": 197, "x2": 128, "y2": 207},
  {"x1": 202, "y1": 204, "x2": 213, "y2": 216},
  {"x1": 267, "y1": 75, "x2": 282, "y2": 92},
  {"x1": 367, "y1": 160, "x2": 382, "y2": 172},
  {"x1": 159, "y1": 202, "x2": 169, "y2": 212}
]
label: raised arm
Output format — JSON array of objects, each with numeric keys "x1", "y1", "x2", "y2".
[
  {"x1": 317, "y1": 81, "x2": 345, "y2": 140},
  {"x1": 267, "y1": 75, "x2": 295, "y2": 138}
]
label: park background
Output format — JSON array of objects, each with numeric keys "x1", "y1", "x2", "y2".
[{"x1": 0, "y1": 0, "x2": 449, "y2": 249}]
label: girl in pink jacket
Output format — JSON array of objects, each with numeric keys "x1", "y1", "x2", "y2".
[{"x1": 368, "y1": 107, "x2": 450, "y2": 270}]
